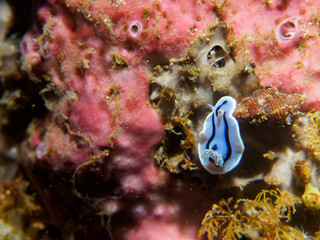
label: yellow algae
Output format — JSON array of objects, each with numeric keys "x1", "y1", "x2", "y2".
[
  {"x1": 110, "y1": 0, "x2": 125, "y2": 7},
  {"x1": 109, "y1": 51, "x2": 129, "y2": 69},
  {"x1": 199, "y1": 189, "x2": 303, "y2": 240},
  {"x1": 171, "y1": 111, "x2": 195, "y2": 149},
  {"x1": 142, "y1": 8, "x2": 151, "y2": 20},
  {"x1": 33, "y1": 17, "x2": 56, "y2": 47},
  {"x1": 81, "y1": 57, "x2": 90, "y2": 69}
]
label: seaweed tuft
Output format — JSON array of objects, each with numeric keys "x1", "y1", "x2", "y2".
[{"x1": 198, "y1": 188, "x2": 307, "y2": 240}]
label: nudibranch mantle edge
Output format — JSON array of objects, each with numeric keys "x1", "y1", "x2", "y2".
[{"x1": 198, "y1": 96, "x2": 244, "y2": 174}]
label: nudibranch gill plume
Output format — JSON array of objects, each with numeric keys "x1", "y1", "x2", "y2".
[{"x1": 198, "y1": 96, "x2": 244, "y2": 174}]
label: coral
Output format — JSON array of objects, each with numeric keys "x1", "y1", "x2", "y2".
[
  {"x1": 64, "y1": 0, "x2": 216, "y2": 59},
  {"x1": 219, "y1": 0, "x2": 320, "y2": 110},
  {"x1": 19, "y1": 0, "x2": 219, "y2": 238},
  {"x1": 302, "y1": 183, "x2": 320, "y2": 210},
  {"x1": 0, "y1": 37, "x2": 20, "y2": 80},
  {"x1": 20, "y1": 0, "x2": 169, "y2": 167},
  {"x1": 0, "y1": 0, "x2": 21, "y2": 80},
  {"x1": 0, "y1": 0, "x2": 22, "y2": 79},
  {"x1": 292, "y1": 111, "x2": 320, "y2": 163},
  {"x1": 0, "y1": 0, "x2": 13, "y2": 40},
  {"x1": 13, "y1": 0, "x2": 320, "y2": 238},
  {"x1": 293, "y1": 160, "x2": 313, "y2": 184},
  {"x1": 263, "y1": 149, "x2": 306, "y2": 190},
  {"x1": 0, "y1": 178, "x2": 56, "y2": 240},
  {"x1": 151, "y1": 22, "x2": 259, "y2": 174},
  {"x1": 275, "y1": 17, "x2": 301, "y2": 49},
  {"x1": 234, "y1": 87, "x2": 303, "y2": 126},
  {"x1": 199, "y1": 189, "x2": 303, "y2": 240},
  {"x1": 0, "y1": 0, "x2": 44, "y2": 190}
]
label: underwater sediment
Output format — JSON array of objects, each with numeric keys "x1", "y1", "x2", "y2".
[{"x1": 0, "y1": 0, "x2": 320, "y2": 239}]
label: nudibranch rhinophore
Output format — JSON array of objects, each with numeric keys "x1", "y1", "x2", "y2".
[{"x1": 198, "y1": 96, "x2": 244, "y2": 174}]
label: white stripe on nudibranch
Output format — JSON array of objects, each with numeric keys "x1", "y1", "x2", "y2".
[{"x1": 198, "y1": 96, "x2": 244, "y2": 174}]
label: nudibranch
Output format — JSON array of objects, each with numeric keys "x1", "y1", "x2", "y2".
[{"x1": 198, "y1": 96, "x2": 244, "y2": 174}]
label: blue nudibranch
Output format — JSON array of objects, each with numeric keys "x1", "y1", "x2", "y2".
[{"x1": 198, "y1": 96, "x2": 244, "y2": 174}]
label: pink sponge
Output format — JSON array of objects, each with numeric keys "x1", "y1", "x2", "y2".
[
  {"x1": 222, "y1": 0, "x2": 320, "y2": 110},
  {"x1": 20, "y1": 0, "x2": 217, "y2": 239},
  {"x1": 21, "y1": 0, "x2": 217, "y2": 168},
  {"x1": 65, "y1": 0, "x2": 216, "y2": 58}
]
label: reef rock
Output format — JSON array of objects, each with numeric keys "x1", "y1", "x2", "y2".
[
  {"x1": 20, "y1": 0, "x2": 217, "y2": 239},
  {"x1": 220, "y1": 0, "x2": 320, "y2": 110}
]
